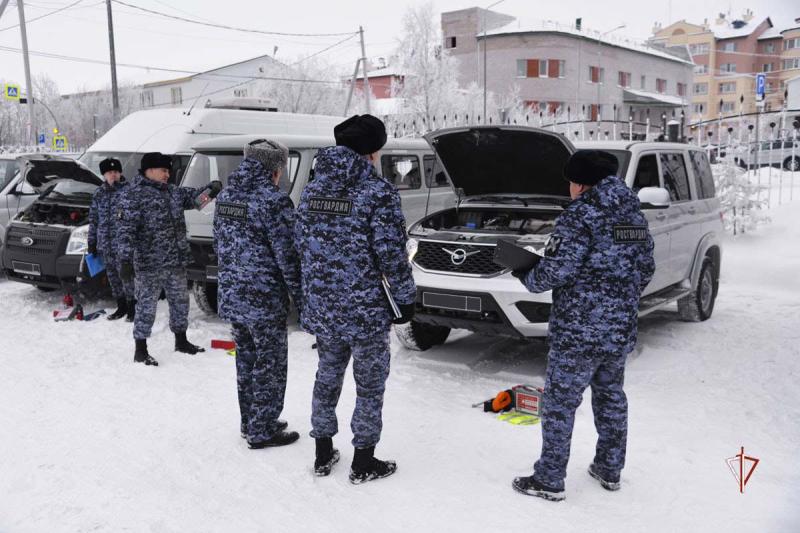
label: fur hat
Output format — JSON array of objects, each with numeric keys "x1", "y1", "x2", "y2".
[
  {"x1": 244, "y1": 139, "x2": 289, "y2": 173},
  {"x1": 563, "y1": 150, "x2": 619, "y2": 186},
  {"x1": 334, "y1": 114, "x2": 387, "y2": 155},
  {"x1": 139, "y1": 152, "x2": 172, "y2": 173},
  {"x1": 99, "y1": 158, "x2": 122, "y2": 175}
]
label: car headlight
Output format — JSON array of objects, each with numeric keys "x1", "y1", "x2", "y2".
[
  {"x1": 66, "y1": 225, "x2": 89, "y2": 255},
  {"x1": 406, "y1": 238, "x2": 419, "y2": 262}
]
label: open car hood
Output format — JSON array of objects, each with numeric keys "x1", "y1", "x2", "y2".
[
  {"x1": 423, "y1": 126, "x2": 575, "y2": 199},
  {"x1": 16, "y1": 154, "x2": 102, "y2": 193}
]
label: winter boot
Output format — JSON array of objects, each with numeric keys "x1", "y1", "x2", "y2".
[
  {"x1": 511, "y1": 475, "x2": 565, "y2": 502},
  {"x1": 125, "y1": 299, "x2": 136, "y2": 323},
  {"x1": 174, "y1": 331, "x2": 205, "y2": 354},
  {"x1": 349, "y1": 446, "x2": 396, "y2": 485},
  {"x1": 241, "y1": 419, "x2": 288, "y2": 439},
  {"x1": 247, "y1": 430, "x2": 300, "y2": 449},
  {"x1": 133, "y1": 339, "x2": 159, "y2": 367},
  {"x1": 588, "y1": 464, "x2": 621, "y2": 491},
  {"x1": 314, "y1": 437, "x2": 340, "y2": 477},
  {"x1": 107, "y1": 298, "x2": 128, "y2": 320}
]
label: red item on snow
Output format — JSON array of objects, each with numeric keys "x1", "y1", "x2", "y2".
[
  {"x1": 211, "y1": 339, "x2": 236, "y2": 351},
  {"x1": 63, "y1": 293, "x2": 74, "y2": 307}
]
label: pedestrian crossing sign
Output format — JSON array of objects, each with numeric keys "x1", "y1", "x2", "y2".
[
  {"x1": 53, "y1": 135, "x2": 68, "y2": 152},
  {"x1": 4, "y1": 84, "x2": 20, "y2": 101}
]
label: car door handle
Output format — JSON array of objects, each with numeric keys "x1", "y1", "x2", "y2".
[
  {"x1": 655, "y1": 213, "x2": 667, "y2": 221},
  {"x1": 687, "y1": 207, "x2": 696, "y2": 215}
]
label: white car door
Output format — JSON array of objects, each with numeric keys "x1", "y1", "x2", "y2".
[
  {"x1": 628, "y1": 151, "x2": 671, "y2": 294},
  {"x1": 659, "y1": 151, "x2": 696, "y2": 283}
]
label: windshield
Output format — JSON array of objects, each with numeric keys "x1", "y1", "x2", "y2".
[
  {"x1": 80, "y1": 151, "x2": 190, "y2": 184},
  {"x1": 49, "y1": 179, "x2": 98, "y2": 198},
  {"x1": 182, "y1": 151, "x2": 302, "y2": 194},
  {"x1": 0, "y1": 159, "x2": 18, "y2": 191}
]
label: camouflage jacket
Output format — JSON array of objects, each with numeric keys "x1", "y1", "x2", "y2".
[
  {"x1": 523, "y1": 175, "x2": 656, "y2": 354},
  {"x1": 294, "y1": 146, "x2": 416, "y2": 341},
  {"x1": 213, "y1": 158, "x2": 302, "y2": 325},
  {"x1": 87, "y1": 178, "x2": 128, "y2": 256},
  {"x1": 117, "y1": 174, "x2": 203, "y2": 272}
]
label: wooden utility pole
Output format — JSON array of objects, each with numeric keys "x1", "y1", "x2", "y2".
[{"x1": 106, "y1": 0, "x2": 120, "y2": 121}]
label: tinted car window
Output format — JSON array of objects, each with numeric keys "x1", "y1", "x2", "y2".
[
  {"x1": 659, "y1": 152, "x2": 692, "y2": 202},
  {"x1": 182, "y1": 151, "x2": 301, "y2": 194},
  {"x1": 689, "y1": 150, "x2": 715, "y2": 199},
  {"x1": 423, "y1": 155, "x2": 449, "y2": 188},
  {"x1": 381, "y1": 155, "x2": 421, "y2": 190},
  {"x1": 633, "y1": 154, "x2": 660, "y2": 191}
]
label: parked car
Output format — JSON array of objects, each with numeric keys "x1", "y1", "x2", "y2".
[
  {"x1": 396, "y1": 127, "x2": 723, "y2": 351},
  {"x1": 1, "y1": 155, "x2": 104, "y2": 293},
  {"x1": 181, "y1": 133, "x2": 455, "y2": 314},
  {"x1": 735, "y1": 140, "x2": 800, "y2": 170}
]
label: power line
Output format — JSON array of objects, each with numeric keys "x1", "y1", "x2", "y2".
[
  {"x1": 110, "y1": 0, "x2": 358, "y2": 38},
  {"x1": 288, "y1": 33, "x2": 359, "y2": 66},
  {"x1": 0, "y1": 0, "x2": 92, "y2": 32}
]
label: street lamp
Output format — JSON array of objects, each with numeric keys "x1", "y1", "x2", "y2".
[
  {"x1": 482, "y1": 0, "x2": 507, "y2": 120},
  {"x1": 596, "y1": 24, "x2": 626, "y2": 121}
]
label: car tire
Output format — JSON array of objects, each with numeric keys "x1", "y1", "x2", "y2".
[
  {"x1": 783, "y1": 156, "x2": 800, "y2": 172},
  {"x1": 677, "y1": 258, "x2": 717, "y2": 322},
  {"x1": 394, "y1": 320, "x2": 451, "y2": 351},
  {"x1": 192, "y1": 281, "x2": 218, "y2": 315}
]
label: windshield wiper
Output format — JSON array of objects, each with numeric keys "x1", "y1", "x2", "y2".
[{"x1": 467, "y1": 195, "x2": 529, "y2": 206}]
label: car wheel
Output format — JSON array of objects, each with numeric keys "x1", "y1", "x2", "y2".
[
  {"x1": 677, "y1": 258, "x2": 717, "y2": 322},
  {"x1": 783, "y1": 156, "x2": 800, "y2": 172},
  {"x1": 394, "y1": 320, "x2": 451, "y2": 351},
  {"x1": 192, "y1": 281, "x2": 218, "y2": 315}
]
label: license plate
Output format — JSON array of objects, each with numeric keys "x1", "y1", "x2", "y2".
[
  {"x1": 12, "y1": 261, "x2": 41, "y2": 276},
  {"x1": 205, "y1": 265, "x2": 218, "y2": 281},
  {"x1": 422, "y1": 292, "x2": 482, "y2": 313}
]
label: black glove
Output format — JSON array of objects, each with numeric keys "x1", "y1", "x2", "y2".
[
  {"x1": 207, "y1": 180, "x2": 223, "y2": 199},
  {"x1": 392, "y1": 303, "x2": 415, "y2": 325},
  {"x1": 87, "y1": 243, "x2": 97, "y2": 256},
  {"x1": 120, "y1": 261, "x2": 134, "y2": 282},
  {"x1": 511, "y1": 269, "x2": 529, "y2": 281}
]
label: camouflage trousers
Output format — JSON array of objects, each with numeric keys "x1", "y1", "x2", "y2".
[
  {"x1": 310, "y1": 332, "x2": 391, "y2": 448},
  {"x1": 133, "y1": 268, "x2": 189, "y2": 340},
  {"x1": 102, "y1": 252, "x2": 134, "y2": 300},
  {"x1": 533, "y1": 348, "x2": 628, "y2": 490},
  {"x1": 231, "y1": 322, "x2": 288, "y2": 442}
]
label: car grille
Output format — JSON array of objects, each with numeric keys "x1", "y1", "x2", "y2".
[
  {"x1": 5, "y1": 226, "x2": 64, "y2": 256},
  {"x1": 412, "y1": 241, "x2": 503, "y2": 276}
]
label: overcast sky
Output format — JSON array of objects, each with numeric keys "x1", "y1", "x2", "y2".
[{"x1": 0, "y1": 0, "x2": 796, "y2": 94}]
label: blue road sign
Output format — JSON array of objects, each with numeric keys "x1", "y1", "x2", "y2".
[
  {"x1": 37, "y1": 133, "x2": 45, "y2": 145},
  {"x1": 756, "y1": 73, "x2": 766, "y2": 101}
]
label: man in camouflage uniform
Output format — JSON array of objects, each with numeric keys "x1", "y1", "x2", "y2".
[
  {"x1": 512, "y1": 150, "x2": 655, "y2": 501},
  {"x1": 87, "y1": 158, "x2": 133, "y2": 321},
  {"x1": 117, "y1": 152, "x2": 221, "y2": 367},
  {"x1": 213, "y1": 139, "x2": 302, "y2": 449},
  {"x1": 295, "y1": 114, "x2": 416, "y2": 483}
]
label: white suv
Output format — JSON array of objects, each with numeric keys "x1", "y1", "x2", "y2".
[{"x1": 397, "y1": 126, "x2": 723, "y2": 351}]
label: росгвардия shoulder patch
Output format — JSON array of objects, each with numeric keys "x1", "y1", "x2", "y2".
[
  {"x1": 307, "y1": 197, "x2": 353, "y2": 216},
  {"x1": 613, "y1": 225, "x2": 649, "y2": 243}
]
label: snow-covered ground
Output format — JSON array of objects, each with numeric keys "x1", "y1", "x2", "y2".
[{"x1": 2, "y1": 183, "x2": 799, "y2": 533}]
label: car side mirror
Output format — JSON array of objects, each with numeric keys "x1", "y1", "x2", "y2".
[{"x1": 638, "y1": 187, "x2": 670, "y2": 209}]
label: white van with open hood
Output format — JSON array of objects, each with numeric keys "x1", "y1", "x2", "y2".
[{"x1": 397, "y1": 126, "x2": 723, "y2": 351}]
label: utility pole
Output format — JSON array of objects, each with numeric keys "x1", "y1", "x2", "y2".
[
  {"x1": 358, "y1": 26, "x2": 371, "y2": 114},
  {"x1": 17, "y1": 0, "x2": 36, "y2": 145},
  {"x1": 0, "y1": 0, "x2": 12, "y2": 20},
  {"x1": 106, "y1": 0, "x2": 120, "y2": 121}
]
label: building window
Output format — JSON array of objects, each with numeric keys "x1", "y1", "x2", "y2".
[
  {"x1": 539, "y1": 60, "x2": 548, "y2": 77},
  {"x1": 656, "y1": 78, "x2": 667, "y2": 94},
  {"x1": 694, "y1": 64, "x2": 708, "y2": 74},
  {"x1": 718, "y1": 82, "x2": 736, "y2": 94},
  {"x1": 140, "y1": 90, "x2": 154, "y2": 107},
  {"x1": 516, "y1": 59, "x2": 527, "y2": 78},
  {"x1": 234, "y1": 88, "x2": 248, "y2": 97},
  {"x1": 689, "y1": 43, "x2": 710, "y2": 55},
  {"x1": 720, "y1": 41, "x2": 737, "y2": 52},
  {"x1": 763, "y1": 42, "x2": 774, "y2": 53},
  {"x1": 719, "y1": 63, "x2": 737, "y2": 73},
  {"x1": 618, "y1": 71, "x2": 631, "y2": 88},
  {"x1": 720, "y1": 101, "x2": 735, "y2": 113},
  {"x1": 783, "y1": 58, "x2": 800, "y2": 70},
  {"x1": 171, "y1": 87, "x2": 182, "y2": 105},
  {"x1": 556, "y1": 60, "x2": 565, "y2": 78},
  {"x1": 693, "y1": 82, "x2": 708, "y2": 95},
  {"x1": 640, "y1": 75, "x2": 646, "y2": 89},
  {"x1": 677, "y1": 82, "x2": 687, "y2": 97},
  {"x1": 589, "y1": 104, "x2": 602, "y2": 122},
  {"x1": 517, "y1": 59, "x2": 564, "y2": 78},
  {"x1": 445, "y1": 36, "x2": 457, "y2": 49},
  {"x1": 589, "y1": 66, "x2": 604, "y2": 83},
  {"x1": 692, "y1": 103, "x2": 704, "y2": 114},
  {"x1": 762, "y1": 63, "x2": 774, "y2": 72},
  {"x1": 784, "y1": 38, "x2": 800, "y2": 50}
]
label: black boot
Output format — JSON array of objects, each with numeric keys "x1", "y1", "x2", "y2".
[
  {"x1": 133, "y1": 339, "x2": 159, "y2": 366},
  {"x1": 248, "y1": 430, "x2": 300, "y2": 449},
  {"x1": 174, "y1": 331, "x2": 205, "y2": 354},
  {"x1": 512, "y1": 475, "x2": 566, "y2": 501},
  {"x1": 107, "y1": 298, "x2": 127, "y2": 320},
  {"x1": 241, "y1": 419, "x2": 287, "y2": 439},
  {"x1": 314, "y1": 437, "x2": 340, "y2": 477},
  {"x1": 125, "y1": 299, "x2": 136, "y2": 323},
  {"x1": 349, "y1": 446, "x2": 396, "y2": 485}
]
